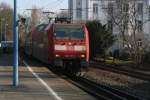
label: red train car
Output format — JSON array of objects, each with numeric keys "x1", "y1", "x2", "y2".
[{"x1": 25, "y1": 23, "x2": 90, "y2": 73}]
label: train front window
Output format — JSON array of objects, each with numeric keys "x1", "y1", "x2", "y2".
[
  {"x1": 37, "y1": 24, "x2": 48, "y2": 32},
  {"x1": 70, "y1": 31, "x2": 84, "y2": 40},
  {"x1": 55, "y1": 25, "x2": 84, "y2": 40},
  {"x1": 54, "y1": 31, "x2": 69, "y2": 40}
]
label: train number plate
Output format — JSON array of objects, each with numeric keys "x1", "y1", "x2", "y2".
[{"x1": 67, "y1": 46, "x2": 74, "y2": 50}]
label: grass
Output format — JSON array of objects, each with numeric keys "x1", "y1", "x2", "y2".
[
  {"x1": 105, "y1": 59, "x2": 133, "y2": 65},
  {"x1": 94, "y1": 57, "x2": 133, "y2": 65}
]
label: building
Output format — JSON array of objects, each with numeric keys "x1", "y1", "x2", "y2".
[
  {"x1": 69, "y1": 0, "x2": 150, "y2": 52},
  {"x1": 69, "y1": 0, "x2": 116, "y2": 23}
]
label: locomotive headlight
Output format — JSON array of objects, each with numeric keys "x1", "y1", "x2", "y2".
[
  {"x1": 68, "y1": 42, "x2": 72, "y2": 45},
  {"x1": 55, "y1": 54, "x2": 60, "y2": 57},
  {"x1": 81, "y1": 54, "x2": 85, "y2": 58}
]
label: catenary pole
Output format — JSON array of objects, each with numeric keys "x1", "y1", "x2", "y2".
[
  {"x1": 13, "y1": 0, "x2": 19, "y2": 86},
  {"x1": 0, "y1": 19, "x2": 2, "y2": 41},
  {"x1": 4, "y1": 21, "x2": 7, "y2": 42},
  {"x1": 0, "y1": 19, "x2": 4, "y2": 41}
]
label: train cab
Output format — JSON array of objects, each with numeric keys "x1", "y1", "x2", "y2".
[
  {"x1": 54, "y1": 24, "x2": 86, "y2": 59},
  {"x1": 52, "y1": 23, "x2": 90, "y2": 73}
]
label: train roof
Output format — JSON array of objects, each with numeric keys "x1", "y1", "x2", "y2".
[
  {"x1": 35, "y1": 23, "x2": 85, "y2": 32},
  {"x1": 54, "y1": 23, "x2": 83, "y2": 28},
  {"x1": 54, "y1": 23, "x2": 84, "y2": 26}
]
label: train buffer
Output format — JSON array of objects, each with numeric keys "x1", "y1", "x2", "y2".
[{"x1": 0, "y1": 54, "x2": 96, "y2": 100}]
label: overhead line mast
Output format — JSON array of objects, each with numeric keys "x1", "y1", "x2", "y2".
[{"x1": 13, "y1": 0, "x2": 19, "y2": 86}]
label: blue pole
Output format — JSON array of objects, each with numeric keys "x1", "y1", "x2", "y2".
[{"x1": 13, "y1": 0, "x2": 19, "y2": 86}]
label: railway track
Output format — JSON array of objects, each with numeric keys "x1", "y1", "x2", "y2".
[
  {"x1": 23, "y1": 56, "x2": 143, "y2": 100},
  {"x1": 66, "y1": 75, "x2": 143, "y2": 100},
  {"x1": 48, "y1": 66, "x2": 142, "y2": 100},
  {"x1": 90, "y1": 62, "x2": 150, "y2": 81}
]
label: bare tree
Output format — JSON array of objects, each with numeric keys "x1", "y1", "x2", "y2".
[
  {"x1": 101, "y1": 0, "x2": 150, "y2": 65},
  {"x1": 30, "y1": 6, "x2": 41, "y2": 29},
  {"x1": 18, "y1": 15, "x2": 26, "y2": 50},
  {"x1": 0, "y1": 3, "x2": 13, "y2": 41}
]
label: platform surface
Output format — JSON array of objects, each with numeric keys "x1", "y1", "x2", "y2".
[{"x1": 0, "y1": 54, "x2": 96, "y2": 100}]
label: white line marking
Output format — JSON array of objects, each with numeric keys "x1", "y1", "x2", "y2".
[{"x1": 23, "y1": 60, "x2": 63, "y2": 100}]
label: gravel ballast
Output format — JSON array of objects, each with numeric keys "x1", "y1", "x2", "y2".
[{"x1": 83, "y1": 67, "x2": 150, "y2": 100}]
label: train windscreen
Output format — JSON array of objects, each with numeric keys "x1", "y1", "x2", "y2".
[
  {"x1": 37, "y1": 24, "x2": 48, "y2": 32},
  {"x1": 54, "y1": 25, "x2": 84, "y2": 40}
]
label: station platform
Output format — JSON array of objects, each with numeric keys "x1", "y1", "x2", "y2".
[{"x1": 0, "y1": 54, "x2": 96, "y2": 100}]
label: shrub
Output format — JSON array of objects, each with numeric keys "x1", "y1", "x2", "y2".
[{"x1": 144, "y1": 52, "x2": 150, "y2": 63}]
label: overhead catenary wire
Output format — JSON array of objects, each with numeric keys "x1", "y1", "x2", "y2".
[
  {"x1": 43, "y1": 0, "x2": 65, "y2": 12},
  {"x1": 20, "y1": 0, "x2": 66, "y2": 16},
  {"x1": 42, "y1": 0, "x2": 61, "y2": 9}
]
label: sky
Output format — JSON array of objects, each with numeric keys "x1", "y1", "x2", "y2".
[
  {"x1": 0, "y1": 0, "x2": 68, "y2": 14},
  {"x1": 0, "y1": 0, "x2": 150, "y2": 14}
]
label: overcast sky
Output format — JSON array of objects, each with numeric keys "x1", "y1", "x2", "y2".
[
  {"x1": 0, "y1": 0, "x2": 150, "y2": 14},
  {"x1": 0, "y1": 0, "x2": 68, "y2": 14}
]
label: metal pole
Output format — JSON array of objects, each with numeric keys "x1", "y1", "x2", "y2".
[
  {"x1": 4, "y1": 21, "x2": 6, "y2": 41},
  {"x1": 13, "y1": 0, "x2": 19, "y2": 86},
  {"x1": 0, "y1": 20, "x2": 2, "y2": 41},
  {"x1": 0, "y1": 20, "x2": 1, "y2": 41}
]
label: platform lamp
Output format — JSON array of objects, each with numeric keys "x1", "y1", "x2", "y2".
[
  {"x1": 4, "y1": 23, "x2": 8, "y2": 42},
  {"x1": 0, "y1": 7, "x2": 4, "y2": 42}
]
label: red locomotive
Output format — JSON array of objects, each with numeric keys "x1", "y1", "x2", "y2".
[{"x1": 25, "y1": 23, "x2": 90, "y2": 74}]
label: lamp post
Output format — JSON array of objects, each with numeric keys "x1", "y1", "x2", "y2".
[
  {"x1": 13, "y1": 0, "x2": 19, "y2": 86},
  {"x1": 0, "y1": 18, "x2": 5, "y2": 42},
  {"x1": 0, "y1": 7, "x2": 4, "y2": 42},
  {"x1": 5, "y1": 23, "x2": 8, "y2": 41},
  {"x1": 0, "y1": 19, "x2": 2, "y2": 42}
]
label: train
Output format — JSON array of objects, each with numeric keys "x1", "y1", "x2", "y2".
[{"x1": 24, "y1": 23, "x2": 90, "y2": 74}]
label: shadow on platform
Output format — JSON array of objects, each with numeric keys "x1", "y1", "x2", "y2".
[
  {"x1": 0, "y1": 53, "x2": 13, "y2": 66},
  {"x1": 0, "y1": 53, "x2": 25, "y2": 66}
]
